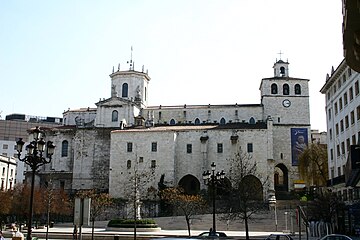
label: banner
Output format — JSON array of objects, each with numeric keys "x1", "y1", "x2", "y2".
[{"x1": 291, "y1": 128, "x2": 308, "y2": 166}]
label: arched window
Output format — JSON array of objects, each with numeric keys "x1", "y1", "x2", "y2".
[
  {"x1": 145, "y1": 87, "x2": 147, "y2": 101},
  {"x1": 249, "y1": 117, "x2": 255, "y2": 124},
  {"x1": 271, "y1": 83, "x2": 278, "y2": 94},
  {"x1": 283, "y1": 84, "x2": 289, "y2": 95},
  {"x1": 194, "y1": 118, "x2": 200, "y2": 125},
  {"x1": 295, "y1": 84, "x2": 301, "y2": 95},
  {"x1": 280, "y1": 66, "x2": 285, "y2": 76},
  {"x1": 220, "y1": 118, "x2": 226, "y2": 125},
  {"x1": 122, "y1": 83, "x2": 128, "y2": 97},
  {"x1": 61, "y1": 140, "x2": 68, "y2": 157},
  {"x1": 127, "y1": 160, "x2": 131, "y2": 169},
  {"x1": 112, "y1": 110, "x2": 118, "y2": 122},
  {"x1": 170, "y1": 119, "x2": 176, "y2": 125}
]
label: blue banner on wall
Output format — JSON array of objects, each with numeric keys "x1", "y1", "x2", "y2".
[{"x1": 291, "y1": 128, "x2": 308, "y2": 166}]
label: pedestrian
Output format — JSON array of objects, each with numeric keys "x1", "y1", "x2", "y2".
[
  {"x1": 0, "y1": 230, "x2": 5, "y2": 240},
  {"x1": 73, "y1": 224, "x2": 78, "y2": 240},
  {"x1": 11, "y1": 226, "x2": 24, "y2": 240},
  {"x1": 209, "y1": 227, "x2": 215, "y2": 236},
  {"x1": 15, "y1": 229, "x2": 24, "y2": 239}
]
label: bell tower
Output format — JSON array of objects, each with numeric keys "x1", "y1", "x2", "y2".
[
  {"x1": 273, "y1": 59, "x2": 289, "y2": 77},
  {"x1": 109, "y1": 48, "x2": 150, "y2": 108},
  {"x1": 109, "y1": 68, "x2": 150, "y2": 108},
  {"x1": 259, "y1": 58, "x2": 310, "y2": 126},
  {"x1": 95, "y1": 50, "x2": 150, "y2": 128}
]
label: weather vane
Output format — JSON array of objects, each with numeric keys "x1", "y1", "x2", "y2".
[{"x1": 127, "y1": 46, "x2": 134, "y2": 70}]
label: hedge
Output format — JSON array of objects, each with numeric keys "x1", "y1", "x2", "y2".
[{"x1": 107, "y1": 219, "x2": 157, "y2": 228}]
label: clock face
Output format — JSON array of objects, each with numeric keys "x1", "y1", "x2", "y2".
[{"x1": 282, "y1": 99, "x2": 291, "y2": 108}]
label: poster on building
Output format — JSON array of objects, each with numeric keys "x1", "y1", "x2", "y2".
[{"x1": 291, "y1": 128, "x2": 308, "y2": 166}]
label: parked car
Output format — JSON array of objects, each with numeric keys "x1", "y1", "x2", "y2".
[
  {"x1": 197, "y1": 231, "x2": 228, "y2": 238},
  {"x1": 319, "y1": 234, "x2": 352, "y2": 240},
  {"x1": 265, "y1": 233, "x2": 294, "y2": 240}
]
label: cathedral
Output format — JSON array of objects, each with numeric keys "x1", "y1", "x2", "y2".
[{"x1": 38, "y1": 58, "x2": 311, "y2": 208}]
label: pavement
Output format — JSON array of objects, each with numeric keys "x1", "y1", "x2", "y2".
[
  {"x1": 1, "y1": 226, "x2": 304, "y2": 240},
  {"x1": 1, "y1": 214, "x2": 359, "y2": 240},
  {"x1": 0, "y1": 222, "x2": 320, "y2": 240}
]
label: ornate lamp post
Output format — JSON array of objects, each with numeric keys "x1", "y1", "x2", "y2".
[
  {"x1": 16, "y1": 126, "x2": 55, "y2": 240},
  {"x1": 202, "y1": 162, "x2": 225, "y2": 234}
]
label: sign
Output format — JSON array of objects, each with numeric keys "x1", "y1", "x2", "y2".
[{"x1": 291, "y1": 128, "x2": 308, "y2": 166}]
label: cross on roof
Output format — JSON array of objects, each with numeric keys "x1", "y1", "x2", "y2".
[{"x1": 278, "y1": 50, "x2": 283, "y2": 60}]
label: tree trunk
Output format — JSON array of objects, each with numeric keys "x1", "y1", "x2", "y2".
[
  {"x1": 245, "y1": 214, "x2": 250, "y2": 240},
  {"x1": 91, "y1": 217, "x2": 95, "y2": 240},
  {"x1": 185, "y1": 215, "x2": 191, "y2": 236}
]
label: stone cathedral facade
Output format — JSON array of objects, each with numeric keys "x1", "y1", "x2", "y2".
[{"x1": 39, "y1": 59, "x2": 311, "y2": 207}]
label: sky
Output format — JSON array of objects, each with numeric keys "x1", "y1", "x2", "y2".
[{"x1": 0, "y1": 1, "x2": 344, "y2": 132}]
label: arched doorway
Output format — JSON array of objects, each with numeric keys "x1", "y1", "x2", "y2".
[
  {"x1": 178, "y1": 174, "x2": 200, "y2": 195},
  {"x1": 239, "y1": 175, "x2": 263, "y2": 200},
  {"x1": 205, "y1": 177, "x2": 232, "y2": 198},
  {"x1": 274, "y1": 163, "x2": 289, "y2": 192}
]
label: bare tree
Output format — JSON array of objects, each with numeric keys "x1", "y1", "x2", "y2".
[
  {"x1": 221, "y1": 149, "x2": 269, "y2": 240},
  {"x1": 76, "y1": 190, "x2": 113, "y2": 240},
  {"x1": 122, "y1": 158, "x2": 157, "y2": 240},
  {"x1": 161, "y1": 187, "x2": 206, "y2": 236},
  {"x1": 306, "y1": 189, "x2": 344, "y2": 223}
]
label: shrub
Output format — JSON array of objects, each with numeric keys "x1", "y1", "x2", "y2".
[{"x1": 107, "y1": 219, "x2": 157, "y2": 228}]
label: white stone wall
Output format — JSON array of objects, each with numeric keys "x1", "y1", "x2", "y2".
[
  {"x1": 63, "y1": 108, "x2": 97, "y2": 126},
  {"x1": 46, "y1": 128, "x2": 75, "y2": 172},
  {"x1": 110, "y1": 129, "x2": 176, "y2": 198},
  {"x1": 95, "y1": 98, "x2": 140, "y2": 127},
  {"x1": 110, "y1": 125, "x2": 275, "y2": 199},
  {"x1": 144, "y1": 104, "x2": 264, "y2": 125},
  {"x1": 72, "y1": 128, "x2": 110, "y2": 190},
  {"x1": 260, "y1": 78, "x2": 310, "y2": 126},
  {"x1": 41, "y1": 127, "x2": 111, "y2": 192},
  {"x1": 110, "y1": 71, "x2": 150, "y2": 107},
  {"x1": 271, "y1": 125, "x2": 307, "y2": 186}
]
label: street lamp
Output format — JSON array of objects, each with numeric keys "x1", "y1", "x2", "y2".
[
  {"x1": 16, "y1": 126, "x2": 55, "y2": 240},
  {"x1": 202, "y1": 162, "x2": 225, "y2": 234},
  {"x1": 268, "y1": 195, "x2": 278, "y2": 231}
]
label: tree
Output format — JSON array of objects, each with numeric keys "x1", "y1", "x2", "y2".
[
  {"x1": 161, "y1": 187, "x2": 206, "y2": 236},
  {"x1": 0, "y1": 190, "x2": 12, "y2": 229},
  {"x1": 10, "y1": 184, "x2": 44, "y2": 224},
  {"x1": 305, "y1": 189, "x2": 345, "y2": 234},
  {"x1": 76, "y1": 190, "x2": 113, "y2": 240},
  {"x1": 48, "y1": 188, "x2": 72, "y2": 220},
  {"x1": 11, "y1": 184, "x2": 33, "y2": 223},
  {"x1": 298, "y1": 143, "x2": 328, "y2": 187},
  {"x1": 221, "y1": 149, "x2": 269, "y2": 240},
  {"x1": 10, "y1": 183, "x2": 72, "y2": 227},
  {"x1": 123, "y1": 161, "x2": 157, "y2": 240}
]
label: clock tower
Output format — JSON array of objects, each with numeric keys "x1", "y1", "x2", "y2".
[
  {"x1": 259, "y1": 59, "x2": 310, "y2": 126},
  {"x1": 259, "y1": 58, "x2": 311, "y2": 194}
]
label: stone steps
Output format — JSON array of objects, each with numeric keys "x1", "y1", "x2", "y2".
[{"x1": 154, "y1": 209, "x2": 298, "y2": 233}]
